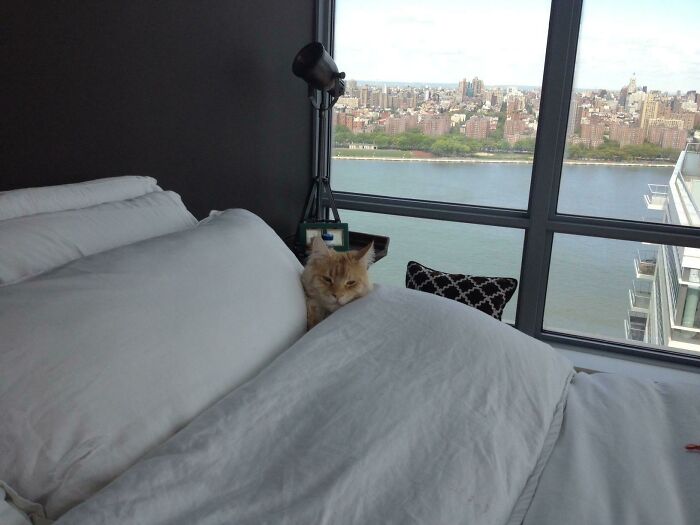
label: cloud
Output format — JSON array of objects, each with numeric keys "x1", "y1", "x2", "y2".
[{"x1": 335, "y1": 0, "x2": 699, "y2": 91}]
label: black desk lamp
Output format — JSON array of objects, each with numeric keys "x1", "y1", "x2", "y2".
[{"x1": 292, "y1": 42, "x2": 346, "y2": 239}]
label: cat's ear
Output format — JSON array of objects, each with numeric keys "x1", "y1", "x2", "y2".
[
  {"x1": 355, "y1": 241, "x2": 375, "y2": 268},
  {"x1": 310, "y1": 235, "x2": 330, "y2": 257}
]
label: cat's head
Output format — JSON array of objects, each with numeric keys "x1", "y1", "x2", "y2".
[{"x1": 302, "y1": 236, "x2": 375, "y2": 312}]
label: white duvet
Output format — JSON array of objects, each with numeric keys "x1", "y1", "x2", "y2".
[
  {"x1": 57, "y1": 286, "x2": 575, "y2": 525},
  {"x1": 0, "y1": 210, "x2": 307, "y2": 518}
]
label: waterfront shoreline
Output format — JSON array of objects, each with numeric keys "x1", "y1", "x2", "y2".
[{"x1": 332, "y1": 155, "x2": 674, "y2": 168}]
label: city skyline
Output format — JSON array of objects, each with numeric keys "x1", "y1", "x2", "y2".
[{"x1": 335, "y1": 0, "x2": 699, "y2": 92}]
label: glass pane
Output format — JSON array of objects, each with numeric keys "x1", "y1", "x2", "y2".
[
  {"x1": 331, "y1": 0, "x2": 552, "y2": 210},
  {"x1": 341, "y1": 209, "x2": 524, "y2": 323},
  {"x1": 545, "y1": 234, "x2": 700, "y2": 357},
  {"x1": 558, "y1": 0, "x2": 700, "y2": 226}
]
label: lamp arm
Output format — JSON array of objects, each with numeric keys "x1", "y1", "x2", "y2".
[{"x1": 308, "y1": 85, "x2": 322, "y2": 110}]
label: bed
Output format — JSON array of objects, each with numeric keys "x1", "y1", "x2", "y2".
[{"x1": 1, "y1": 178, "x2": 699, "y2": 525}]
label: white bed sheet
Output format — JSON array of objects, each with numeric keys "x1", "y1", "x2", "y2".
[{"x1": 522, "y1": 372, "x2": 700, "y2": 525}]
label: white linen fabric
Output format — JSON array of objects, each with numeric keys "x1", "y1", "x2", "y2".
[
  {"x1": 522, "y1": 372, "x2": 700, "y2": 525},
  {"x1": 57, "y1": 286, "x2": 575, "y2": 525},
  {"x1": 0, "y1": 190, "x2": 197, "y2": 285},
  {"x1": 0, "y1": 209, "x2": 307, "y2": 519},
  {"x1": 0, "y1": 176, "x2": 161, "y2": 221}
]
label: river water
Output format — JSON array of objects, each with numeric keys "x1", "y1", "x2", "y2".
[{"x1": 332, "y1": 159, "x2": 672, "y2": 340}]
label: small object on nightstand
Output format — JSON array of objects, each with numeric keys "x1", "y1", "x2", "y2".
[
  {"x1": 298, "y1": 221, "x2": 350, "y2": 252},
  {"x1": 286, "y1": 231, "x2": 389, "y2": 264},
  {"x1": 321, "y1": 231, "x2": 334, "y2": 249}
]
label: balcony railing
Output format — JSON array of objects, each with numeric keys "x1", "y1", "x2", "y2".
[
  {"x1": 643, "y1": 184, "x2": 669, "y2": 211},
  {"x1": 624, "y1": 311, "x2": 647, "y2": 342},
  {"x1": 628, "y1": 280, "x2": 651, "y2": 312},
  {"x1": 634, "y1": 249, "x2": 658, "y2": 280}
]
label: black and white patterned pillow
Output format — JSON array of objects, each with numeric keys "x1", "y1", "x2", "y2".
[{"x1": 405, "y1": 261, "x2": 518, "y2": 321}]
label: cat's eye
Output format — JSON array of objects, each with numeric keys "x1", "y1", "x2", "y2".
[
  {"x1": 346, "y1": 280, "x2": 357, "y2": 287},
  {"x1": 322, "y1": 276, "x2": 333, "y2": 284}
]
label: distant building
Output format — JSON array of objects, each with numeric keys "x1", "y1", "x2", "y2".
[
  {"x1": 348, "y1": 143, "x2": 377, "y2": 150},
  {"x1": 464, "y1": 115, "x2": 491, "y2": 140},
  {"x1": 618, "y1": 86, "x2": 628, "y2": 108},
  {"x1": 360, "y1": 86, "x2": 369, "y2": 107},
  {"x1": 506, "y1": 96, "x2": 525, "y2": 115},
  {"x1": 420, "y1": 114, "x2": 451, "y2": 136},
  {"x1": 504, "y1": 116, "x2": 528, "y2": 145},
  {"x1": 647, "y1": 125, "x2": 687, "y2": 150},
  {"x1": 338, "y1": 96, "x2": 359, "y2": 109},
  {"x1": 609, "y1": 121, "x2": 644, "y2": 147},
  {"x1": 567, "y1": 97, "x2": 584, "y2": 137},
  {"x1": 639, "y1": 94, "x2": 660, "y2": 130},
  {"x1": 457, "y1": 78, "x2": 468, "y2": 103},
  {"x1": 384, "y1": 116, "x2": 407, "y2": 135},
  {"x1": 579, "y1": 120, "x2": 605, "y2": 148},
  {"x1": 472, "y1": 76, "x2": 484, "y2": 98},
  {"x1": 490, "y1": 89, "x2": 503, "y2": 109},
  {"x1": 647, "y1": 117, "x2": 685, "y2": 131}
]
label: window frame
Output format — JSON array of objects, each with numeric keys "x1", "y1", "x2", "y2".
[{"x1": 318, "y1": 0, "x2": 700, "y2": 367}]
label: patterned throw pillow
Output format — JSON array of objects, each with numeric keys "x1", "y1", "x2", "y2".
[{"x1": 405, "y1": 261, "x2": 518, "y2": 321}]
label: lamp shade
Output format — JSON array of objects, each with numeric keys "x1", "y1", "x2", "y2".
[{"x1": 292, "y1": 42, "x2": 344, "y2": 94}]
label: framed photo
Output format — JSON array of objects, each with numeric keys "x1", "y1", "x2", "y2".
[{"x1": 298, "y1": 221, "x2": 350, "y2": 252}]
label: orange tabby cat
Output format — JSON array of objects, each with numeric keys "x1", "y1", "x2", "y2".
[{"x1": 301, "y1": 236, "x2": 375, "y2": 329}]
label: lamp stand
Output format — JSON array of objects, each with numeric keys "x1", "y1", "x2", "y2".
[{"x1": 301, "y1": 87, "x2": 341, "y2": 223}]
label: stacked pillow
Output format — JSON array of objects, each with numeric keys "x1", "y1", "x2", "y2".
[{"x1": 0, "y1": 176, "x2": 197, "y2": 285}]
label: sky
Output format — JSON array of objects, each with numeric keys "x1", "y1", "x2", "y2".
[{"x1": 334, "y1": 0, "x2": 700, "y2": 93}]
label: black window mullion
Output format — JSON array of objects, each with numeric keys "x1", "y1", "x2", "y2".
[
  {"x1": 515, "y1": 0, "x2": 584, "y2": 336},
  {"x1": 549, "y1": 214, "x2": 700, "y2": 249},
  {"x1": 333, "y1": 192, "x2": 530, "y2": 229}
]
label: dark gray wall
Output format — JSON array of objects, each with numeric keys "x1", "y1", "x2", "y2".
[{"x1": 0, "y1": 1, "x2": 315, "y2": 236}]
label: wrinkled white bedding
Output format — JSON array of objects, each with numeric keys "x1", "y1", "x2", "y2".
[
  {"x1": 0, "y1": 209, "x2": 307, "y2": 518},
  {"x1": 57, "y1": 286, "x2": 575, "y2": 525},
  {"x1": 522, "y1": 372, "x2": 700, "y2": 525}
]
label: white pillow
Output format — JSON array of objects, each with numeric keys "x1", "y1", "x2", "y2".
[
  {"x1": 0, "y1": 209, "x2": 306, "y2": 518},
  {"x1": 0, "y1": 191, "x2": 197, "y2": 285},
  {"x1": 0, "y1": 176, "x2": 161, "y2": 221}
]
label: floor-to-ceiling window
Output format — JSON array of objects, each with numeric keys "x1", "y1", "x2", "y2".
[{"x1": 326, "y1": 0, "x2": 700, "y2": 364}]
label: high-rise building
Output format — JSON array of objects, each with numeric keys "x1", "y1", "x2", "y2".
[
  {"x1": 472, "y1": 76, "x2": 484, "y2": 98},
  {"x1": 628, "y1": 73, "x2": 637, "y2": 94},
  {"x1": 504, "y1": 116, "x2": 528, "y2": 145},
  {"x1": 609, "y1": 121, "x2": 644, "y2": 147},
  {"x1": 457, "y1": 78, "x2": 468, "y2": 102},
  {"x1": 490, "y1": 89, "x2": 504, "y2": 108},
  {"x1": 384, "y1": 116, "x2": 407, "y2": 135},
  {"x1": 567, "y1": 97, "x2": 579, "y2": 137},
  {"x1": 420, "y1": 114, "x2": 450, "y2": 136},
  {"x1": 464, "y1": 115, "x2": 491, "y2": 139},
  {"x1": 648, "y1": 125, "x2": 688, "y2": 150},
  {"x1": 639, "y1": 94, "x2": 659, "y2": 130},
  {"x1": 360, "y1": 86, "x2": 369, "y2": 107},
  {"x1": 618, "y1": 86, "x2": 628, "y2": 107},
  {"x1": 580, "y1": 120, "x2": 604, "y2": 148}
]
